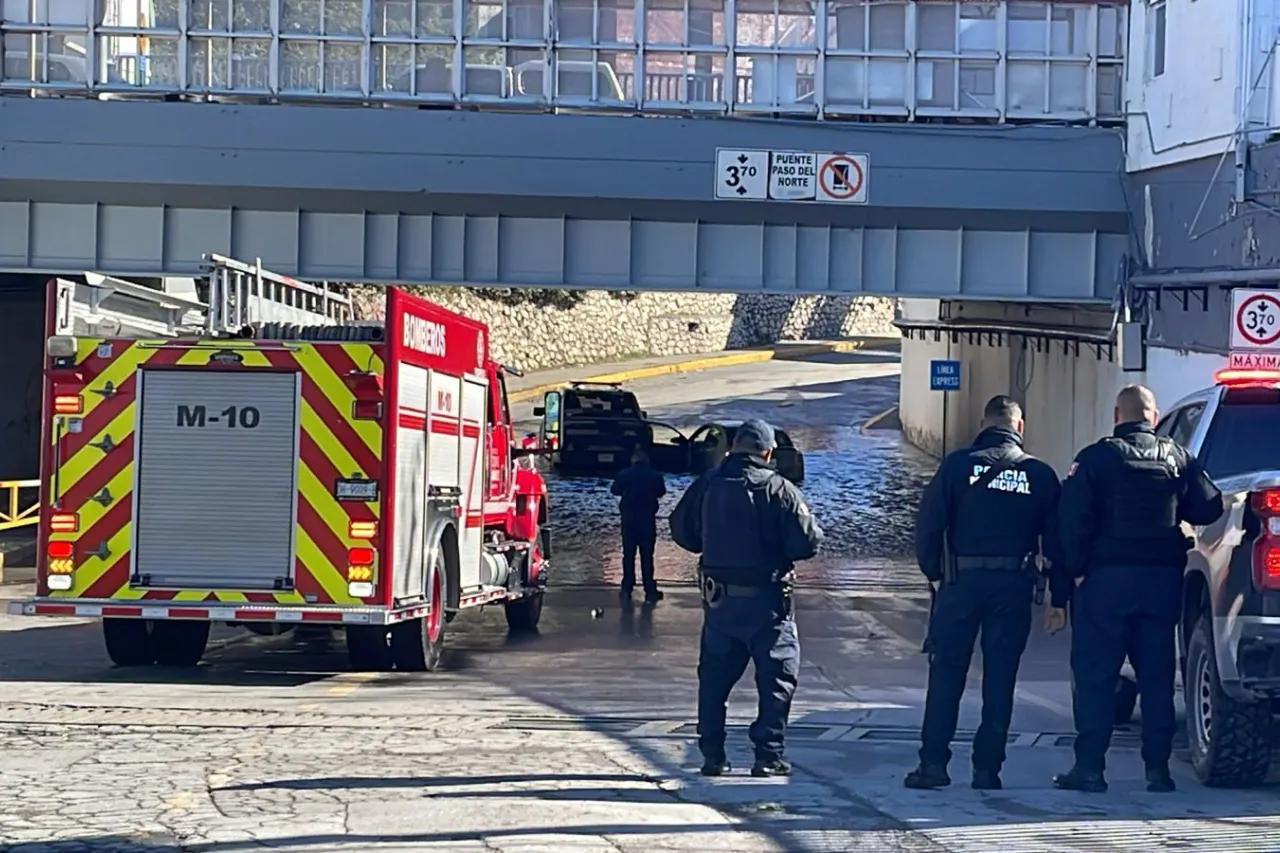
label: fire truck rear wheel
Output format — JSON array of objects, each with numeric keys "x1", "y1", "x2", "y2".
[
  {"x1": 346, "y1": 626, "x2": 394, "y2": 672},
  {"x1": 390, "y1": 568, "x2": 447, "y2": 672},
  {"x1": 151, "y1": 620, "x2": 211, "y2": 667},
  {"x1": 103, "y1": 618, "x2": 154, "y2": 667},
  {"x1": 505, "y1": 591, "x2": 544, "y2": 634}
]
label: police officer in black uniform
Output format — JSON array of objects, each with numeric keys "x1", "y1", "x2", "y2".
[
  {"x1": 1054, "y1": 384, "x2": 1223, "y2": 794},
  {"x1": 905, "y1": 395, "x2": 1066, "y2": 791},
  {"x1": 669, "y1": 419, "x2": 823, "y2": 778},
  {"x1": 611, "y1": 446, "x2": 667, "y2": 605}
]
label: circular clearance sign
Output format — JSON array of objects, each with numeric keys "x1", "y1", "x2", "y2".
[{"x1": 1235, "y1": 291, "x2": 1280, "y2": 347}]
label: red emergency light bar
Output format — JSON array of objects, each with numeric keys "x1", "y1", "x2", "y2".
[{"x1": 1215, "y1": 368, "x2": 1280, "y2": 386}]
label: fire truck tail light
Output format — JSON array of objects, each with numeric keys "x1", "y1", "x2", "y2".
[
  {"x1": 352, "y1": 400, "x2": 383, "y2": 420},
  {"x1": 48, "y1": 559, "x2": 74, "y2": 575},
  {"x1": 1252, "y1": 489, "x2": 1280, "y2": 515},
  {"x1": 347, "y1": 546, "x2": 374, "y2": 566},
  {"x1": 46, "y1": 540, "x2": 74, "y2": 560},
  {"x1": 347, "y1": 581, "x2": 375, "y2": 598},
  {"x1": 53, "y1": 395, "x2": 83, "y2": 414},
  {"x1": 50, "y1": 513, "x2": 79, "y2": 533},
  {"x1": 348, "y1": 520, "x2": 377, "y2": 539},
  {"x1": 346, "y1": 546, "x2": 376, "y2": 585},
  {"x1": 1270, "y1": 517, "x2": 1280, "y2": 537}
]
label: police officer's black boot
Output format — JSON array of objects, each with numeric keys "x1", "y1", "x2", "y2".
[
  {"x1": 1052, "y1": 767, "x2": 1108, "y2": 793},
  {"x1": 1145, "y1": 764, "x2": 1176, "y2": 793},
  {"x1": 751, "y1": 757, "x2": 792, "y2": 777},
  {"x1": 971, "y1": 768, "x2": 1002, "y2": 790},
  {"x1": 700, "y1": 754, "x2": 731, "y2": 776},
  {"x1": 903, "y1": 763, "x2": 951, "y2": 790}
]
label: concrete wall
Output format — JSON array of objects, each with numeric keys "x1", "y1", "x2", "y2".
[
  {"x1": 898, "y1": 300, "x2": 1122, "y2": 475},
  {"x1": 353, "y1": 288, "x2": 897, "y2": 372},
  {"x1": 898, "y1": 299, "x2": 949, "y2": 456}
]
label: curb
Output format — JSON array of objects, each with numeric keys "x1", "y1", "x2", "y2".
[
  {"x1": 508, "y1": 338, "x2": 890, "y2": 403},
  {"x1": 860, "y1": 405, "x2": 900, "y2": 434}
]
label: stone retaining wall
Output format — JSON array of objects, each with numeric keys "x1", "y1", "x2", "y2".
[{"x1": 351, "y1": 287, "x2": 897, "y2": 371}]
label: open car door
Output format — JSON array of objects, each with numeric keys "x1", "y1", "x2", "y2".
[
  {"x1": 534, "y1": 390, "x2": 563, "y2": 451},
  {"x1": 643, "y1": 421, "x2": 691, "y2": 474},
  {"x1": 772, "y1": 429, "x2": 805, "y2": 483}
]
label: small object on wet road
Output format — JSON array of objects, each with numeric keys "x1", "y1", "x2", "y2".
[{"x1": 591, "y1": 607, "x2": 605, "y2": 618}]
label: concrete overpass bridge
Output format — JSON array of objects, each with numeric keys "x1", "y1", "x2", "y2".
[{"x1": 0, "y1": 0, "x2": 1131, "y2": 301}]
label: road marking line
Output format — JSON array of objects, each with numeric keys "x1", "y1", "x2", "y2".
[{"x1": 326, "y1": 671, "x2": 379, "y2": 696}]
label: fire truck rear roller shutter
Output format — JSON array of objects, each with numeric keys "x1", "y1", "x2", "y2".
[{"x1": 133, "y1": 370, "x2": 301, "y2": 590}]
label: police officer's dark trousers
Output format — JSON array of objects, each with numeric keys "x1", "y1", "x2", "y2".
[
  {"x1": 1071, "y1": 564, "x2": 1180, "y2": 774},
  {"x1": 920, "y1": 567, "x2": 1033, "y2": 773},
  {"x1": 697, "y1": 588, "x2": 799, "y2": 762},
  {"x1": 620, "y1": 515, "x2": 657, "y2": 596}
]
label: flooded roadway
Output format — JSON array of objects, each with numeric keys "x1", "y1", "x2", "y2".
[{"x1": 513, "y1": 348, "x2": 938, "y2": 592}]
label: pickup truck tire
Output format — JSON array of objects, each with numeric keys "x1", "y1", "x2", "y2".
[
  {"x1": 151, "y1": 620, "x2": 210, "y2": 667},
  {"x1": 1185, "y1": 614, "x2": 1272, "y2": 787},
  {"x1": 103, "y1": 618, "x2": 154, "y2": 667}
]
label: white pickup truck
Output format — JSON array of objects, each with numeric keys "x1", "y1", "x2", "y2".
[{"x1": 1157, "y1": 365, "x2": 1280, "y2": 787}]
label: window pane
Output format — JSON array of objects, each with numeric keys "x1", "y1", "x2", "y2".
[
  {"x1": 917, "y1": 3, "x2": 954, "y2": 51},
  {"x1": 916, "y1": 58, "x2": 953, "y2": 107},
  {"x1": 958, "y1": 58, "x2": 995, "y2": 108},
  {"x1": 281, "y1": 40, "x2": 321, "y2": 89},
  {"x1": 737, "y1": 53, "x2": 814, "y2": 105},
  {"x1": 324, "y1": 41, "x2": 362, "y2": 90},
  {"x1": 868, "y1": 1, "x2": 905, "y2": 49},
  {"x1": 1007, "y1": 59, "x2": 1045, "y2": 112},
  {"x1": 1049, "y1": 61, "x2": 1086, "y2": 111},
  {"x1": 825, "y1": 55, "x2": 907, "y2": 105},
  {"x1": 1007, "y1": 2, "x2": 1046, "y2": 53},
  {"x1": 554, "y1": 52, "x2": 631, "y2": 100},
  {"x1": 282, "y1": 0, "x2": 322, "y2": 32},
  {"x1": 642, "y1": 51, "x2": 725, "y2": 102},
  {"x1": 1153, "y1": 4, "x2": 1166, "y2": 76},
  {"x1": 1097, "y1": 4, "x2": 1124, "y2": 58},
  {"x1": 187, "y1": 36, "x2": 269, "y2": 87},
  {"x1": 461, "y1": 45, "x2": 516, "y2": 95},
  {"x1": 958, "y1": 2, "x2": 996, "y2": 52},
  {"x1": 1096, "y1": 62, "x2": 1122, "y2": 115},
  {"x1": 1049, "y1": 4, "x2": 1088, "y2": 56},
  {"x1": 735, "y1": 0, "x2": 816, "y2": 47},
  {"x1": 92, "y1": 36, "x2": 179, "y2": 85},
  {"x1": 374, "y1": 0, "x2": 454, "y2": 36},
  {"x1": 643, "y1": 0, "x2": 724, "y2": 46},
  {"x1": 10, "y1": 0, "x2": 90, "y2": 26},
  {"x1": 373, "y1": 43, "x2": 452, "y2": 93}
]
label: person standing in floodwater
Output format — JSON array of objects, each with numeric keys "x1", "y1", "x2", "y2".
[{"x1": 611, "y1": 446, "x2": 666, "y2": 605}]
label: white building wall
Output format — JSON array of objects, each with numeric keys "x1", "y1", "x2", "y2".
[
  {"x1": 1125, "y1": 0, "x2": 1260, "y2": 172},
  {"x1": 899, "y1": 299, "x2": 950, "y2": 457},
  {"x1": 900, "y1": 332, "x2": 1232, "y2": 474}
]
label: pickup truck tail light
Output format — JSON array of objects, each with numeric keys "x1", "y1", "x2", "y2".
[{"x1": 1251, "y1": 489, "x2": 1280, "y2": 590}]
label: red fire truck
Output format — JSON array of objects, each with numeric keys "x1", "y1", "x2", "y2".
[{"x1": 9, "y1": 260, "x2": 550, "y2": 672}]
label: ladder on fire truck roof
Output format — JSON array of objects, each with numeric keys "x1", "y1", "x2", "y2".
[{"x1": 203, "y1": 253, "x2": 357, "y2": 336}]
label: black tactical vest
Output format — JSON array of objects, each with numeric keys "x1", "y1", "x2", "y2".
[{"x1": 1098, "y1": 436, "x2": 1181, "y2": 540}]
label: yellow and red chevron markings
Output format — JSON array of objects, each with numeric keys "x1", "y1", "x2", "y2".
[{"x1": 47, "y1": 339, "x2": 384, "y2": 608}]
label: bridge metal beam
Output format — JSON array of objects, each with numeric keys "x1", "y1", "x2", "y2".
[{"x1": 0, "y1": 202, "x2": 1124, "y2": 300}]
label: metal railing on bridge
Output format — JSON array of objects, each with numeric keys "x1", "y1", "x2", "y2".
[{"x1": 0, "y1": 0, "x2": 1126, "y2": 123}]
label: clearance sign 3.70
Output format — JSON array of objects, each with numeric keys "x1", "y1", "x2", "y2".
[{"x1": 1229, "y1": 289, "x2": 1280, "y2": 370}]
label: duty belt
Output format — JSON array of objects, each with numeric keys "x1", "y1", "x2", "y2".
[
  {"x1": 699, "y1": 575, "x2": 790, "y2": 608},
  {"x1": 953, "y1": 555, "x2": 1026, "y2": 571}
]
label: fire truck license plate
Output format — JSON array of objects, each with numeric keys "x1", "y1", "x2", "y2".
[{"x1": 335, "y1": 479, "x2": 379, "y2": 501}]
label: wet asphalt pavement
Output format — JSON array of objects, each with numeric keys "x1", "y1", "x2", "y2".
[{"x1": 513, "y1": 349, "x2": 936, "y2": 592}]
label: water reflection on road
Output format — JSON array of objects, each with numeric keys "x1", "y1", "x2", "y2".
[{"x1": 535, "y1": 361, "x2": 937, "y2": 594}]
